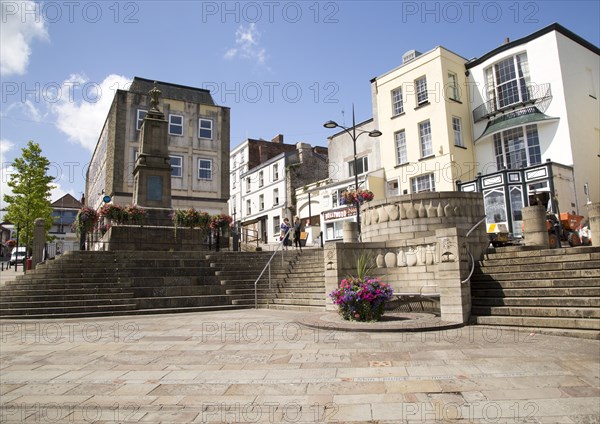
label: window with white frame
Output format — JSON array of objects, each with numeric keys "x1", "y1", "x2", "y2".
[
  {"x1": 246, "y1": 177, "x2": 251, "y2": 193},
  {"x1": 273, "y1": 188, "x2": 279, "y2": 205},
  {"x1": 259, "y1": 170, "x2": 264, "y2": 187},
  {"x1": 448, "y1": 72, "x2": 459, "y2": 101},
  {"x1": 485, "y1": 53, "x2": 530, "y2": 109},
  {"x1": 452, "y1": 116, "x2": 464, "y2": 147},
  {"x1": 331, "y1": 187, "x2": 351, "y2": 208},
  {"x1": 493, "y1": 124, "x2": 541, "y2": 170},
  {"x1": 273, "y1": 163, "x2": 279, "y2": 181},
  {"x1": 411, "y1": 173, "x2": 435, "y2": 193},
  {"x1": 198, "y1": 118, "x2": 213, "y2": 139},
  {"x1": 348, "y1": 157, "x2": 368, "y2": 177},
  {"x1": 387, "y1": 180, "x2": 399, "y2": 196},
  {"x1": 168, "y1": 114, "x2": 183, "y2": 136},
  {"x1": 169, "y1": 155, "x2": 183, "y2": 177},
  {"x1": 231, "y1": 172, "x2": 236, "y2": 189},
  {"x1": 419, "y1": 120, "x2": 433, "y2": 157},
  {"x1": 391, "y1": 87, "x2": 404, "y2": 116},
  {"x1": 259, "y1": 194, "x2": 264, "y2": 211},
  {"x1": 246, "y1": 199, "x2": 251, "y2": 215},
  {"x1": 198, "y1": 159, "x2": 212, "y2": 180},
  {"x1": 136, "y1": 109, "x2": 147, "y2": 131},
  {"x1": 273, "y1": 216, "x2": 280, "y2": 235},
  {"x1": 395, "y1": 129, "x2": 407, "y2": 165},
  {"x1": 415, "y1": 76, "x2": 428, "y2": 105}
]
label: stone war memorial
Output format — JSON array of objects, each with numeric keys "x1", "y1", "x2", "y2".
[
  {"x1": 100, "y1": 82, "x2": 227, "y2": 251},
  {"x1": 324, "y1": 191, "x2": 489, "y2": 324}
]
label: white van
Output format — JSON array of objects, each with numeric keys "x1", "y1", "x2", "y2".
[{"x1": 10, "y1": 247, "x2": 26, "y2": 265}]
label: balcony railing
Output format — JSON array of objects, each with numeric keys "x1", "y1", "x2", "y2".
[{"x1": 473, "y1": 83, "x2": 552, "y2": 122}]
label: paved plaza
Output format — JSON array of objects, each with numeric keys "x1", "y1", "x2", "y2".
[{"x1": 0, "y1": 309, "x2": 599, "y2": 423}]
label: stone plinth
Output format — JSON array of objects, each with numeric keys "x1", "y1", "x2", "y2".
[
  {"x1": 103, "y1": 226, "x2": 220, "y2": 251},
  {"x1": 522, "y1": 205, "x2": 549, "y2": 248},
  {"x1": 587, "y1": 202, "x2": 600, "y2": 246},
  {"x1": 32, "y1": 218, "x2": 45, "y2": 269}
]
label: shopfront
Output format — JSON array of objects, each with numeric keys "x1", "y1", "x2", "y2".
[{"x1": 322, "y1": 206, "x2": 357, "y2": 242}]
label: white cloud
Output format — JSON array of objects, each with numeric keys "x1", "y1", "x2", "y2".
[
  {"x1": 1, "y1": 139, "x2": 16, "y2": 209},
  {"x1": 52, "y1": 74, "x2": 132, "y2": 151},
  {"x1": 0, "y1": 0, "x2": 48, "y2": 76},
  {"x1": 224, "y1": 23, "x2": 268, "y2": 67}
]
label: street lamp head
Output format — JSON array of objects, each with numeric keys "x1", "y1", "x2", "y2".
[
  {"x1": 369, "y1": 129, "x2": 382, "y2": 137},
  {"x1": 323, "y1": 120, "x2": 339, "y2": 129}
]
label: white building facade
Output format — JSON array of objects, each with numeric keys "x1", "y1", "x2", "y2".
[{"x1": 459, "y1": 24, "x2": 600, "y2": 235}]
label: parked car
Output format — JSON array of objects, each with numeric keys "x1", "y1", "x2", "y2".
[{"x1": 10, "y1": 247, "x2": 26, "y2": 265}]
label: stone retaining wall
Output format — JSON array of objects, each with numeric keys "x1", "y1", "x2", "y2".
[{"x1": 325, "y1": 192, "x2": 489, "y2": 323}]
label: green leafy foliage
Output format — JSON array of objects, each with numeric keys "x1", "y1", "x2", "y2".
[{"x1": 3, "y1": 141, "x2": 55, "y2": 249}]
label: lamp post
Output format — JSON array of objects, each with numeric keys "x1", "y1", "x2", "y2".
[{"x1": 323, "y1": 104, "x2": 382, "y2": 239}]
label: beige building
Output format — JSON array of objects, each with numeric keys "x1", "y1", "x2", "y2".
[
  {"x1": 371, "y1": 47, "x2": 475, "y2": 196},
  {"x1": 86, "y1": 77, "x2": 230, "y2": 214}
]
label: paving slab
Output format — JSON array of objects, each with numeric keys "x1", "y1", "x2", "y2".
[{"x1": 0, "y1": 309, "x2": 599, "y2": 423}]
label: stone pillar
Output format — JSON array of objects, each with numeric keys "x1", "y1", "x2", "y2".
[
  {"x1": 587, "y1": 202, "x2": 600, "y2": 246},
  {"x1": 522, "y1": 205, "x2": 549, "y2": 248},
  {"x1": 32, "y1": 218, "x2": 45, "y2": 269},
  {"x1": 343, "y1": 221, "x2": 358, "y2": 243}
]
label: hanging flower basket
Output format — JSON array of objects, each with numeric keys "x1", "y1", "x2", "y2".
[
  {"x1": 73, "y1": 207, "x2": 99, "y2": 235},
  {"x1": 124, "y1": 205, "x2": 147, "y2": 225},
  {"x1": 329, "y1": 276, "x2": 393, "y2": 322},
  {"x1": 210, "y1": 214, "x2": 233, "y2": 231},
  {"x1": 99, "y1": 204, "x2": 126, "y2": 224},
  {"x1": 171, "y1": 208, "x2": 210, "y2": 229},
  {"x1": 340, "y1": 189, "x2": 375, "y2": 205}
]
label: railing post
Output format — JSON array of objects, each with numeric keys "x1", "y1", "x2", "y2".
[{"x1": 268, "y1": 262, "x2": 271, "y2": 289}]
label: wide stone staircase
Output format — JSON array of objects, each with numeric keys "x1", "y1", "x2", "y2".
[
  {"x1": 470, "y1": 245, "x2": 600, "y2": 339},
  {"x1": 208, "y1": 249, "x2": 326, "y2": 311},
  {"x1": 0, "y1": 249, "x2": 326, "y2": 319}
]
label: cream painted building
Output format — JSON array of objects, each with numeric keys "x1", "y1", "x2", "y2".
[
  {"x1": 371, "y1": 47, "x2": 476, "y2": 197},
  {"x1": 86, "y1": 77, "x2": 230, "y2": 214}
]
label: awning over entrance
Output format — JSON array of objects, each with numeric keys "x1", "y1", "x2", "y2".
[
  {"x1": 242, "y1": 215, "x2": 268, "y2": 226},
  {"x1": 475, "y1": 106, "x2": 559, "y2": 143}
]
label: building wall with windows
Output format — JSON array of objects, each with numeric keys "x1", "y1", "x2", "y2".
[
  {"x1": 371, "y1": 47, "x2": 475, "y2": 196},
  {"x1": 465, "y1": 24, "x2": 599, "y2": 226},
  {"x1": 229, "y1": 135, "x2": 296, "y2": 225},
  {"x1": 238, "y1": 142, "x2": 328, "y2": 244},
  {"x1": 86, "y1": 77, "x2": 230, "y2": 214}
]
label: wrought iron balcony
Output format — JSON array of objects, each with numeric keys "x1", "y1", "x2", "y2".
[{"x1": 473, "y1": 83, "x2": 552, "y2": 122}]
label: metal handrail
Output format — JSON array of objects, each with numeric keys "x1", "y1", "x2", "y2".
[
  {"x1": 254, "y1": 227, "x2": 292, "y2": 308},
  {"x1": 461, "y1": 217, "x2": 487, "y2": 285}
]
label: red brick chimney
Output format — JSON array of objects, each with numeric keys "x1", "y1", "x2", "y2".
[{"x1": 271, "y1": 134, "x2": 284, "y2": 144}]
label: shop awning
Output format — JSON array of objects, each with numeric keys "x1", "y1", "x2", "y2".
[{"x1": 475, "y1": 107, "x2": 559, "y2": 143}]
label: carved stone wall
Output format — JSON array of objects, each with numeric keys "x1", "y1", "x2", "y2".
[{"x1": 325, "y1": 191, "x2": 488, "y2": 323}]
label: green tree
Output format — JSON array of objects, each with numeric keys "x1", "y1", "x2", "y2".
[{"x1": 3, "y1": 141, "x2": 55, "y2": 251}]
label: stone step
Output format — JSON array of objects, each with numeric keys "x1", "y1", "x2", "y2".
[
  {"x1": 130, "y1": 277, "x2": 219, "y2": 287},
  {"x1": 0, "y1": 287, "x2": 132, "y2": 297},
  {"x1": 2, "y1": 281, "x2": 133, "y2": 291},
  {"x1": 131, "y1": 286, "x2": 225, "y2": 297},
  {"x1": 0, "y1": 292, "x2": 134, "y2": 302},
  {"x1": 482, "y1": 246, "x2": 599, "y2": 260},
  {"x1": 473, "y1": 296, "x2": 600, "y2": 307},
  {"x1": 471, "y1": 324, "x2": 600, "y2": 340},
  {"x1": 478, "y1": 251, "x2": 600, "y2": 267},
  {"x1": 271, "y1": 298, "x2": 325, "y2": 307},
  {"x1": 470, "y1": 278, "x2": 600, "y2": 289},
  {"x1": 473, "y1": 260, "x2": 600, "y2": 274},
  {"x1": 134, "y1": 295, "x2": 234, "y2": 309},
  {"x1": 471, "y1": 305, "x2": 600, "y2": 319},
  {"x1": 473, "y1": 315, "x2": 600, "y2": 331},
  {"x1": 471, "y1": 269, "x2": 600, "y2": 281},
  {"x1": 0, "y1": 303, "x2": 138, "y2": 317},
  {"x1": 0, "y1": 297, "x2": 135, "y2": 309},
  {"x1": 471, "y1": 287, "x2": 599, "y2": 297},
  {"x1": 264, "y1": 303, "x2": 326, "y2": 312},
  {"x1": 39, "y1": 258, "x2": 212, "y2": 270},
  {"x1": 225, "y1": 287, "x2": 324, "y2": 295}
]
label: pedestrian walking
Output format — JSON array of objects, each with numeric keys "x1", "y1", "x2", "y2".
[
  {"x1": 280, "y1": 218, "x2": 291, "y2": 250},
  {"x1": 293, "y1": 216, "x2": 302, "y2": 251}
]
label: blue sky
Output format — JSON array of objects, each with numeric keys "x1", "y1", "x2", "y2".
[{"x1": 1, "y1": 0, "x2": 599, "y2": 206}]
